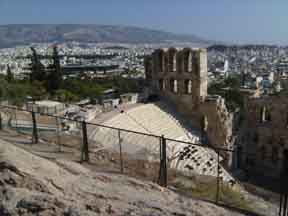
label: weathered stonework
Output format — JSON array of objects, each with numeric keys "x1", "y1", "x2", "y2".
[
  {"x1": 145, "y1": 47, "x2": 233, "y2": 166},
  {"x1": 200, "y1": 96, "x2": 233, "y2": 149},
  {"x1": 240, "y1": 95, "x2": 288, "y2": 177}
]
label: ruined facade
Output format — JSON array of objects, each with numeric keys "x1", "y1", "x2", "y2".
[
  {"x1": 145, "y1": 48, "x2": 233, "y2": 165},
  {"x1": 239, "y1": 95, "x2": 288, "y2": 177},
  {"x1": 145, "y1": 48, "x2": 207, "y2": 111}
]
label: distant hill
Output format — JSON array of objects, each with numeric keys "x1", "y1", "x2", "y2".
[{"x1": 0, "y1": 24, "x2": 211, "y2": 48}]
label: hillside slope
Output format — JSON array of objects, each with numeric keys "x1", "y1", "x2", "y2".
[
  {"x1": 0, "y1": 24, "x2": 210, "y2": 48},
  {"x1": 0, "y1": 139, "x2": 246, "y2": 216}
]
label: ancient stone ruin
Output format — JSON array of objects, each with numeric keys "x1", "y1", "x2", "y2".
[
  {"x1": 239, "y1": 94, "x2": 288, "y2": 177},
  {"x1": 144, "y1": 47, "x2": 234, "y2": 166}
]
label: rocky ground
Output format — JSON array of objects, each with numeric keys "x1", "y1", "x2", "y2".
[{"x1": 0, "y1": 138, "x2": 251, "y2": 216}]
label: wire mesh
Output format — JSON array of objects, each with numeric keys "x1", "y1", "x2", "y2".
[
  {"x1": 0, "y1": 105, "x2": 282, "y2": 215},
  {"x1": 0, "y1": 106, "x2": 35, "y2": 151},
  {"x1": 118, "y1": 130, "x2": 160, "y2": 182},
  {"x1": 166, "y1": 139, "x2": 222, "y2": 201},
  {"x1": 12, "y1": 108, "x2": 34, "y2": 135},
  {"x1": 87, "y1": 123, "x2": 160, "y2": 182},
  {"x1": 86, "y1": 124, "x2": 121, "y2": 172},
  {"x1": 11, "y1": 109, "x2": 84, "y2": 162}
]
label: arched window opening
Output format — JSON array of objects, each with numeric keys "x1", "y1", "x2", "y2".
[
  {"x1": 183, "y1": 51, "x2": 192, "y2": 72},
  {"x1": 159, "y1": 79, "x2": 165, "y2": 91},
  {"x1": 266, "y1": 108, "x2": 271, "y2": 122},
  {"x1": 174, "y1": 80, "x2": 178, "y2": 93},
  {"x1": 188, "y1": 53, "x2": 192, "y2": 72},
  {"x1": 169, "y1": 79, "x2": 178, "y2": 93},
  {"x1": 176, "y1": 53, "x2": 183, "y2": 73},
  {"x1": 260, "y1": 106, "x2": 265, "y2": 123},
  {"x1": 260, "y1": 106, "x2": 271, "y2": 123},
  {"x1": 172, "y1": 55, "x2": 176, "y2": 72},
  {"x1": 164, "y1": 54, "x2": 168, "y2": 72},
  {"x1": 170, "y1": 79, "x2": 174, "y2": 92},
  {"x1": 168, "y1": 49, "x2": 177, "y2": 72},
  {"x1": 184, "y1": 80, "x2": 192, "y2": 94},
  {"x1": 192, "y1": 54, "x2": 199, "y2": 75}
]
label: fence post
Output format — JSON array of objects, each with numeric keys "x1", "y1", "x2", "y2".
[
  {"x1": 279, "y1": 163, "x2": 288, "y2": 216},
  {"x1": 118, "y1": 129, "x2": 124, "y2": 173},
  {"x1": 31, "y1": 111, "x2": 38, "y2": 144},
  {"x1": 158, "y1": 136, "x2": 162, "y2": 186},
  {"x1": 55, "y1": 117, "x2": 61, "y2": 152},
  {"x1": 237, "y1": 145, "x2": 243, "y2": 169},
  {"x1": 158, "y1": 135, "x2": 167, "y2": 187},
  {"x1": 81, "y1": 121, "x2": 89, "y2": 162},
  {"x1": 0, "y1": 113, "x2": 2, "y2": 130},
  {"x1": 15, "y1": 108, "x2": 18, "y2": 131},
  {"x1": 216, "y1": 150, "x2": 220, "y2": 204}
]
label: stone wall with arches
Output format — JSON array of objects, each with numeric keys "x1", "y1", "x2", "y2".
[
  {"x1": 240, "y1": 95, "x2": 288, "y2": 176},
  {"x1": 145, "y1": 47, "x2": 208, "y2": 113},
  {"x1": 145, "y1": 47, "x2": 233, "y2": 166}
]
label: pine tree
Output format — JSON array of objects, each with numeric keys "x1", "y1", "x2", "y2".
[
  {"x1": 30, "y1": 47, "x2": 46, "y2": 82},
  {"x1": 47, "y1": 45, "x2": 62, "y2": 93},
  {"x1": 6, "y1": 64, "x2": 13, "y2": 83}
]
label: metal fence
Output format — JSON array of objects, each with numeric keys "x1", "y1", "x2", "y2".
[{"x1": 0, "y1": 104, "x2": 284, "y2": 216}]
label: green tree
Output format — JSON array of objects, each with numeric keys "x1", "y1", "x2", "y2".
[
  {"x1": 30, "y1": 47, "x2": 46, "y2": 82},
  {"x1": 29, "y1": 81, "x2": 47, "y2": 100},
  {"x1": 0, "y1": 78, "x2": 8, "y2": 100},
  {"x1": 6, "y1": 83, "x2": 29, "y2": 106},
  {"x1": 54, "y1": 89, "x2": 78, "y2": 102},
  {"x1": 224, "y1": 75, "x2": 241, "y2": 89},
  {"x1": 6, "y1": 65, "x2": 14, "y2": 83},
  {"x1": 46, "y1": 46, "x2": 62, "y2": 93}
]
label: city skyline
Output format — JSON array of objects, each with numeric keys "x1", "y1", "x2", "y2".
[{"x1": 1, "y1": 0, "x2": 288, "y2": 44}]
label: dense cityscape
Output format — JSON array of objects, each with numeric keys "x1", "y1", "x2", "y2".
[
  {"x1": 1, "y1": 1, "x2": 288, "y2": 215},
  {"x1": 2, "y1": 43, "x2": 288, "y2": 87}
]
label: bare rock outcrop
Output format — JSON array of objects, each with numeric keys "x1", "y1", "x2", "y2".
[{"x1": 0, "y1": 139, "x2": 246, "y2": 216}]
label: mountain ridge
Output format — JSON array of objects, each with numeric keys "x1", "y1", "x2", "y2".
[{"x1": 0, "y1": 24, "x2": 211, "y2": 48}]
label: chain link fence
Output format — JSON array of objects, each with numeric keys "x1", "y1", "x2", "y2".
[{"x1": 0, "y1": 104, "x2": 282, "y2": 215}]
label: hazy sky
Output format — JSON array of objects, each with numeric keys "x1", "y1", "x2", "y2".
[{"x1": 1, "y1": 0, "x2": 288, "y2": 44}]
